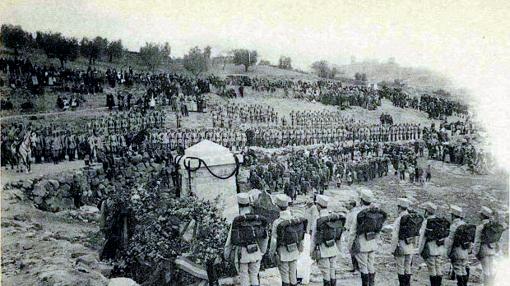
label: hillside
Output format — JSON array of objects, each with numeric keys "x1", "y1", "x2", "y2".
[{"x1": 334, "y1": 61, "x2": 452, "y2": 90}]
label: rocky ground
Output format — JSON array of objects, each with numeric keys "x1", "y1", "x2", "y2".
[{"x1": 2, "y1": 157, "x2": 507, "y2": 285}]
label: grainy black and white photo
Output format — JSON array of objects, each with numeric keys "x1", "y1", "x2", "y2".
[{"x1": 1, "y1": 1, "x2": 509, "y2": 285}]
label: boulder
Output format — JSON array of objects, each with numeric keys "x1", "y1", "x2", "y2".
[
  {"x1": 76, "y1": 253, "x2": 99, "y2": 266},
  {"x1": 46, "y1": 196, "x2": 75, "y2": 212},
  {"x1": 48, "y1": 179, "x2": 60, "y2": 190},
  {"x1": 108, "y1": 278, "x2": 140, "y2": 286},
  {"x1": 21, "y1": 179, "x2": 33, "y2": 190},
  {"x1": 33, "y1": 181, "x2": 49, "y2": 198}
]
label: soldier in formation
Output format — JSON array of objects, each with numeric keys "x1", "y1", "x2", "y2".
[
  {"x1": 224, "y1": 193, "x2": 269, "y2": 286},
  {"x1": 269, "y1": 194, "x2": 306, "y2": 286}
]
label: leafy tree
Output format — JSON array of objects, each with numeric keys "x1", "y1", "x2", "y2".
[
  {"x1": 106, "y1": 39, "x2": 123, "y2": 62},
  {"x1": 36, "y1": 31, "x2": 79, "y2": 67},
  {"x1": 311, "y1": 60, "x2": 331, "y2": 78},
  {"x1": 183, "y1": 46, "x2": 208, "y2": 76},
  {"x1": 258, "y1": 59, "x2": 271, "y2": 66},
  {"x1": 80, "y1": 36, "x2": 108, "y2": 65},
  {"x1": 1, "y1": 24, "x2": 33, "y2": 55},
  {"x1": 278, "y1": 56, "x2": 292, "y2": 70},
  {"x1": 232, "y1": 49, "x2": 257, "y2": 72},
  {"x1": 330, "y1": 67, "x2": 338, "y2": 79},
  {"x1": 139, "y1": 42, "x2": 171, "y2": 71}
]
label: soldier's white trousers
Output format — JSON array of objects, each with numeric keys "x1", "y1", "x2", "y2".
[
  {"x1": 425, "y1": 256, "x2": 443, "y2": 276},
  {"x1": 395, "y1": 254, "x2": 413, "y2": 275},
  {"x1": 355, "y1": 251, "x2": 376, "y2": 274},
  {"x1": 480, "y1": 255, "x2": 495, "y2": 285},
  {"x1": 451, "y1": 258, "x2": 468, "y2": 276},
  {"x1": 318, "y1": 257, "x2": 337, "y2": 281},
  {"x1": 278, "y1": 260, "x2": 298, "y2": 284},
  {"x1": 239, "y1": 260, "x2": 261, "y2": 286}
]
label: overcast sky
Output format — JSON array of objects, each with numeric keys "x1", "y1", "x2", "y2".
[{"x1": 1, "y1": 0, "x2": 510, "y2": 168}]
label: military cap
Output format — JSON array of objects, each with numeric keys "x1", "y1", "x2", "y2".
[
  {"x1": 275, "y1": 194, "x2": 290, "y2": 208},
  {"x1": 397, "y1": 198, "x2": 411, "y2": 209},
  {"x1": 421, "y1": 201, "x2": 437, "y2": 214},
  {"x1": 480, "y1": 206, "x2": 493, "y2": 218},
  {"x1": 237, "y1": 193, "x2": 251, "y2": 205},
  {"x1": 450, "y1": 205, "x2": 464, "y2": 218},
  {"x1": 316, "y1": 195, "x2": 330, "y2": 208},
  {"x1": 359, "y1": 188, "x2": 374, "y2": 203}
]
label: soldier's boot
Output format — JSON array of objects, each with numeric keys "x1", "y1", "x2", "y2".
[
  {"x1": 323, "y1": 280, "x2": 330, "y2": 286},
  {"x1": 405, "y1": 274, "x2": 412, "y2": 286},
  {"x1": 398, "y1": 275, "x2": 405, "y2": 286},
  {"x1": 429, "y1": 276, "x2": 435, "y2": 286},
  {"x1": 436, "y1": 276, "x2": 442, "y2": 286},
  {"x1": 330, "y1": 279, "x2": 336, "y2": 286},
  {"x1": 361, "y1": 274, "x2": 370, "y2": 286},
  {"x1": 369, "y1": 273, "x2": 375, "y2": 286},
  {"x1": 456, "y1": 275, "x2": 465, "y2": 286},
  {"x1": 282, "y1": 283, "x2": 289, "y2": 286}
]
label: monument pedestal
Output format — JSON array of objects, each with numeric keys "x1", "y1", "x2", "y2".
[{"x1": 179, "y1": 140, "x2": 239, "y2": 222}]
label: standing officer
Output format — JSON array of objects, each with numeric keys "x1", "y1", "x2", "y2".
[
  {"x1": 390, "y1": 198, "x2": 415, "y2": 286},
  {"x1": 224, "y1": 193, "x2": 268, "y2": 286},
  {"x1": 417, "y1": 202, "x2": 447, "y2": 286},
  {"x1": 347, "y1": 189, "x2": 383, "y2": 286},
  {"x1": 473, "y1": 206, "x2": 501, "y2": 286},
  {"x1": 269, "y1": 194, "x2": 306, "y2": 286},
  {"x1": 445, "y1": 205, "x2": 470, "y2": 286}
]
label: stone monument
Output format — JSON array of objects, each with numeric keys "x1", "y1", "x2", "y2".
[{"x1": 179, "y1": 140, "x2": 240, "y2": 221}]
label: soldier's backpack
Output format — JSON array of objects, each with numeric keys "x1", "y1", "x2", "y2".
[
  {"x1": 231, "y1": 215, "x2": 268, "y2": 248},
  {"x1": 453, "y1": 224, "x2": 476, "y2": 249},
  {"x1": 481, "y1": 221, "x2": 504, "y2": 244},
  {"x1": 356, "y1": 208, "x2": 387, "y2": 240},
  {"x1": 399, "y1": 213, "x2": 424, "y2": 240},
  {"x1": 424, "y1": 217, "x2": 450, "y2": 244},
  {"x1": 276, "y1": 217, "x2": 308, "y2": 247},
  {"x1": 317, "y1": 214, "x2": 346, "y2": 247}
]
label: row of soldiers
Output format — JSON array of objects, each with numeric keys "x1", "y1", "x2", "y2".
[
  {"x1": 289, "y1": 110, "x2": 356, "y2": 127},
  {"x1": 86, "y1": 110, "x2": 166, "y2": 135},
  {"x1": 209, "y1": 102, "x2": 279, "y2": 127},
  {"x1": 246, "y1": 123, "x2": 422, "y2": 148},
  {"x1": 142, "y1": 128, "x2": 248, "y2": 152},
  {"x1": 225, "y1": 189, "x2": 504, "y2": 286}
]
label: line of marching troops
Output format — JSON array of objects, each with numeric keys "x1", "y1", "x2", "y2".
[{"x1": 224, "y1": 189, "x2": 505, "y2": 286}]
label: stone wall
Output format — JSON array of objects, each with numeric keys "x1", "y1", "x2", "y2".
[{"x1": 7, "y1": 159, "x2": 166, "y2": 213}]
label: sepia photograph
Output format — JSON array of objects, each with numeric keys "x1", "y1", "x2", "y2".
[{"x1": 0, "y1": 1, "x2": 509, "y2": 285}]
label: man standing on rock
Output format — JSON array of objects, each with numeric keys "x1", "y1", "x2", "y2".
[
  {"x1": 269, "y1": 194, "x2": 306, "y2": 286},
  {"x1": 224, "y1": 193, "x2": 268, "y2": 286},
  {"x1": 473, "y1": 206, "x2": 502, "y2": 286}
]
